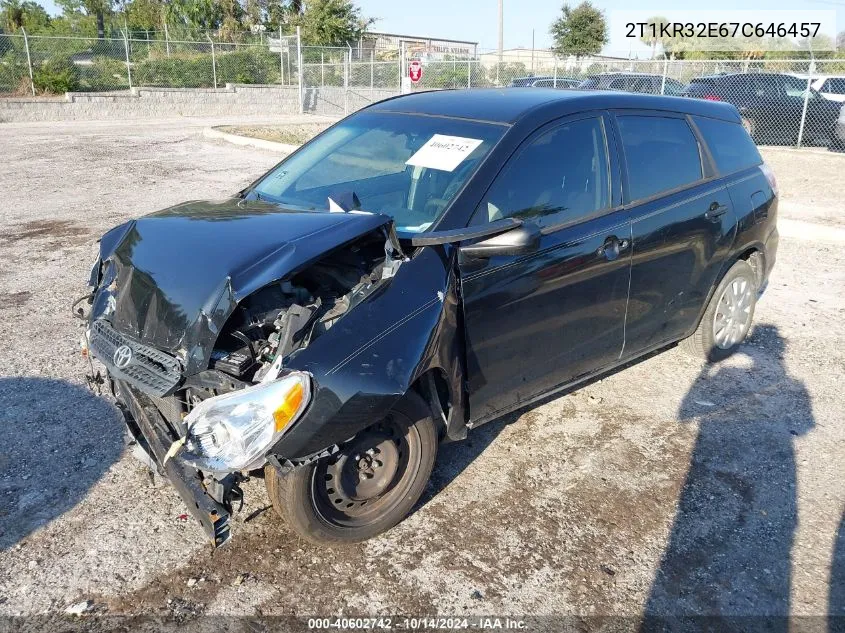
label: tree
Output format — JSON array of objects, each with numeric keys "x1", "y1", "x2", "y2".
[
  {"x1": 1, "y1": 0, "x2": 51, "y2": 32},
  {"x1": 291, "y1": 0, "x2": 372, "y2": 46},
  {"x1": 164, "y1": 0, "x2": 222, "y2": 31},
  {"x1": 549, "y1": 1, "x2": 607, "y2": 58},
  {"x1": 55, "y1": 0, "x2": 111, "y2": 39},
  {"x1": 124, "y1": 0, "x2": 165, "y2": 31},
  {"x1": 638, "y1": 15, "x2": 667, "y2": 59}
]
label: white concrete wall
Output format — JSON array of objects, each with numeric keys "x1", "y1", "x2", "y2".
[{"x1": 0, "y1": 84, "x2": 301, "y2": 123}]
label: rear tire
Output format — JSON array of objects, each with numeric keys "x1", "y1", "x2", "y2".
[
  {"x1": 265, "y1": 392, "x2": 438, "y2": 545},
  {"x1": 681, "y1": 259, "x2": 757, "y2": 362}
]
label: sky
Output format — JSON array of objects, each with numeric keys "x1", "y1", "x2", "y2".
[
  {"x1": 358, "y1": 0, "x2": 843, "y2": 55},
  {"x1": 35, "y1": 0, "x2": 843, "y2": 56}
]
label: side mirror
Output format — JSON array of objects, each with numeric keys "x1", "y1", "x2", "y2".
[{"x1": 460, "y1": 223, "x2": 540, "y2": 258}]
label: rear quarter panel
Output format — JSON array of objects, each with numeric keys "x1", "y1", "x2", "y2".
[{"x1": 723, "y1": 166, "x2": 778, "y2": 273}]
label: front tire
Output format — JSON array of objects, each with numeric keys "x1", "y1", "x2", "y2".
[
  {"x1": 682, "y1": 259, "x2": 757, "y2": 362},
  {"x1": 265, "y1": 392, "x2": 438, "y2": 545}
]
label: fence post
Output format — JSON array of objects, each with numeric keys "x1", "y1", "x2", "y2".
[
  {"x1": 399, "y1": 42, "x2": 404, "y2": 93},
  {"x1": 205, "y1": 34, "x2": 217, "y2": 89},
  {"x1": 797, "y1": 65, "x2": 813, "y2": 148},
  {"x1": 296, "y1": 26, "x2": 303, "y2": 114},
  {"x1": 553, "y1": 57, "x2": 558, "y2": 88},
  {"x1": 122, "y1": 29, "x2": 133, "y2": 89},
  {"x1": 279, "y1": 26, "x2": 284, "y2": 84},
  {"x1": 321, "y1": 52, "x2": 324, "y2": 87},
  {"x1": 467, "y1": 58, "x2": 472, "y2": 89},
  {"x1": 370, "y1": 49, "x2": 374, "y2": 89},
  {"x1": 344, "y1": 45, "x2": 351, "y2": 115},
  {"x1": 21, "y1": 28, "x2": 35, "y2": 96},
  {"x1": 660, "y1": 57, "x2": 668, "y2": 95},
  {"x1": 164, "y1": 22, "x2": 171, "y2": 58}
]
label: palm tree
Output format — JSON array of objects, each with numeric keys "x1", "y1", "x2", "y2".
[{"x1": 639, "y1": 15, "x2": 667, "y2": 59}]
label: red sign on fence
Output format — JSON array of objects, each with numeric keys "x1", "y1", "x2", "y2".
[{"x1": 409, "y1": 60, "x2": 423, "y2": 84}]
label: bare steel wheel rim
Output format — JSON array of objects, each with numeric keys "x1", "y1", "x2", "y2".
[
  {"x1": 310, "y1": 414, "x2": 422, "y2": 529},
  {"x1": 713, "y1": 275, "x2": 754, "y2": 350}
]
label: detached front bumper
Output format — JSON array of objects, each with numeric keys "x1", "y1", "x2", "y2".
[{"x1": 114, "y1": 380, "x2": 231, "y2": 547}]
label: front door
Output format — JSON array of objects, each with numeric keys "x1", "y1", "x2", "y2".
[{"x1": 459, "y1": 114, "x2": 632, "y2": 424}]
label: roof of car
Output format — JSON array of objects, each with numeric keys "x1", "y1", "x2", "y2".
[
  {"x1": 366, "y1": 88, "x2": 741, "y2": 125},
  {"x1": 692, "y1": 72, "x2": 793, "y2": 81},
  {"x1": 591, "y1": 71, "x2": 661, "y2": 77}
]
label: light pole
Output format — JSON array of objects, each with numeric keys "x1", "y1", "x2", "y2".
[
  {"x1": 497, "y1": 0, "x2": 503, "y2": 85},
  {"x1": 498, "y1": 0, "x2": 503, "y2": 61}
]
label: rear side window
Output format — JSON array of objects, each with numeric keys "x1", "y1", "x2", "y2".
[
  {"x1": 693, "y1": 116, "x2": 762, "y2": 175},
  {"x1": 617, "y1": 115, "x2": 703, "y2": 202}
]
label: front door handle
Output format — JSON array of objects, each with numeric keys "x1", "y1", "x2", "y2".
[
  {"x1": 597, "y1": 236, "x2": 629, "y2": 261},
  {"x1": 705, "y1": 201, "x2": 729, "y2": 221}
]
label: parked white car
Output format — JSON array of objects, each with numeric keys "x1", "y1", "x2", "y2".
[{"x1": 812, "y1": 76, "x2": 845, "y2": 103}]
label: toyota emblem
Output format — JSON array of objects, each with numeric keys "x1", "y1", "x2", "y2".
[{"x1": 113, "y1": 345, "x2": 133, "y2": 369}]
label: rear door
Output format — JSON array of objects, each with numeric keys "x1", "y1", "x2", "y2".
[
  {"x1": 459, "y1": 113, "x2": 631, "y2": 423},
  {"x1": 615, "y1": 112, "x2": 736, "y2": 355}
]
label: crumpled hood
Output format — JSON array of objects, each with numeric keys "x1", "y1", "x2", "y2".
[{"x1": 91, "y1": 199, "x2": 391, "y2": 374}]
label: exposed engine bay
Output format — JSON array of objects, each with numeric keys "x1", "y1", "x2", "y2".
[
  {"x1": 138, "y1": 229, "x2": 399, "y2": 436},
  {"x1": 211, "y1": 231, "x2": 388, "y2": 385}
]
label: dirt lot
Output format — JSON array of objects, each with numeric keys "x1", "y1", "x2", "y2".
[{"x1": 0, "y1": 117, "x2": 843, "y2": 628}]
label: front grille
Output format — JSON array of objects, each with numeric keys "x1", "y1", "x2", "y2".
[{"x1": 89, "y1": 319, "x2": 182, "y2": 397}]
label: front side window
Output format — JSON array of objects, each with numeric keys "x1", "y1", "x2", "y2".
[
  {"x1": 617, "y1": 115, "x2": 703, "y2": 202},
  {"x1": 474, "y1": 117, "x2": 610, "y2": 227},
  {"x1": 250, "y1": 112, "x2": 504, "y2": 233}
]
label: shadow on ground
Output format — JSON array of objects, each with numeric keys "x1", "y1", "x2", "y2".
[
  {"x1": 643, "y1": 324, "x2": 815, "y2": 629},
  {"x1": 0, "y1": 376, "x2": 124, "y2": 550},
  {"x1": 832, "y1": 510, "x2": 845, "y2": 632}
]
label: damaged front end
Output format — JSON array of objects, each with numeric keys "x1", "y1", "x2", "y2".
[{"x1": 79, "y1": 199, "x2": 459, "y2": 547}]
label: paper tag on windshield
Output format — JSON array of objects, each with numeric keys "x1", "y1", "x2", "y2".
[{"x1": 405, "y1": 135, "x2": 483, "y2": 172}]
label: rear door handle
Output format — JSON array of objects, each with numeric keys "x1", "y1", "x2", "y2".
[
  {"x1": 705, "y1": 201, "x2": 729, "y2": 221},
  {"x1": 597, "y1": 236, "x2": 630, "y2": 261}
]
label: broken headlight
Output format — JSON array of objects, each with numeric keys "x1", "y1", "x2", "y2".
[{"x1": 182, "y1": 372, "x2": 311, "y2": 473}]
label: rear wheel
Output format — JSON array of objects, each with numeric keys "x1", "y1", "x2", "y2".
[
  {"x1": 265, "y1": 392, "x2": 437, "y2": 545},
  {"x1": 682, "y1": 259, "x2": 757, "y2": 362}
]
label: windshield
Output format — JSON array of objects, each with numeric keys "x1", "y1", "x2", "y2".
[{"x1": 249, "y1": 112, "x2": 505, "y2": 233}]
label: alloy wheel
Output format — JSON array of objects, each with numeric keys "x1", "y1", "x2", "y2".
[{"x1": 712, "y1": 276, "x2": 754, "y2": 349}]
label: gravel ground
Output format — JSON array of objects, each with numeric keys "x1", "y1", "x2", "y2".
[
  {"x1": 0, "y1": 117, "x2": 843, "y2": 628},
  {"x1": 218, "y1": 123, "x2": 331, "y2": 146}
]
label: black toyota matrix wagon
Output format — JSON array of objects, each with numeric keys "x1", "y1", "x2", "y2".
[{"x1": 81, "y1": 89, "x2": 778, "y2": 546}]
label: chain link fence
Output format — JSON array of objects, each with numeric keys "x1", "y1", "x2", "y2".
[
  {"x1": 2, "y1": 29, "x2": 844, "y2": 149},
  {"x1": 0, "y1": 30, "x2": 299, "y2": 95},
  {"x1": 298, "y1": 47, "x2": 845, "y2": 148}
]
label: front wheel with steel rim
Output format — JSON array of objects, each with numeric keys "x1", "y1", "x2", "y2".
[
  {"x1": 265, "y1": 392, "x2": 438, "y2": 545},
  {"x1": 681, "y1": 259, "x2": 758, "y2": 362}
]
